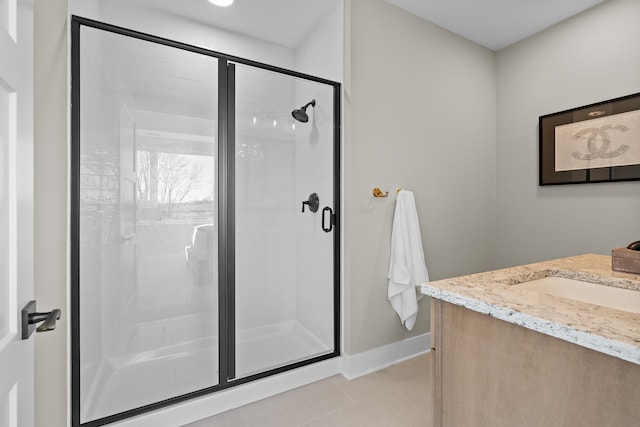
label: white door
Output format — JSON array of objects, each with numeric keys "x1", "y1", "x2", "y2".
[{"x1": 0, "y1": 0, "x2": 34, "y2": 426}]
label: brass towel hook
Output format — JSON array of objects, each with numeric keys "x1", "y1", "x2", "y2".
[{"x1": 372, "y1": 187, "x2": 389, "y2": 198}]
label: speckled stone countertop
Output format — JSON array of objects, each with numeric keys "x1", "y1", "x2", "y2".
[{"x1": 420, "y1": 254, "x2": 640, "y2": 365}]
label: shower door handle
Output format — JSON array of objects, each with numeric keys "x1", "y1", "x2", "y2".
[{"x1": 321, "y1": 207, "x2": 334, "y2": 233}]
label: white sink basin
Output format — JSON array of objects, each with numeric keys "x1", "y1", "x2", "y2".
[{"x1": 511, "y1": 276, "x2": 640, "y2": 314}]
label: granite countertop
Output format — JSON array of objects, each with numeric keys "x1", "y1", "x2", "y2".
[{"x1": 420, "y1": 254, "x2": 640, "y2": 365}]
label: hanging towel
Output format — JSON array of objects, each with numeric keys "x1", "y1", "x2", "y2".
[{"x1": 387, "y1": 190, "x2": 429, "y2": 331}]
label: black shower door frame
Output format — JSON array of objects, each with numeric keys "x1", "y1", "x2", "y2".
[{"x1": 70, "y1": 16, "x2": 341, "y2": 427}]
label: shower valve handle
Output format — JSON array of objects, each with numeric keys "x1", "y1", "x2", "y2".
[{"x1": 301, "y1": 193, "x2": 319, "y2": 213}]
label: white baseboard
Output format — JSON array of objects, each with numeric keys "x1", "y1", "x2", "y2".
[{"x1": 341, "y1": 333, "x2": 430, "y2": 380}]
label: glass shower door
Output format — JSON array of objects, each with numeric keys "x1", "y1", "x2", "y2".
[
  {"x1": 232, "y1": 63, "x2": 337, "y2": 378},
  {"x1": 76, "y1": 26, "x2": 219, "y2": 424},
  {"x1": 73, "y1": 18, "x2": 340, "y2": 425}
]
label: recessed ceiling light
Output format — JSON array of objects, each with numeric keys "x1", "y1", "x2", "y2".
[{"x1": 208, "y1": 0, "x2": 234, "y2": 6}]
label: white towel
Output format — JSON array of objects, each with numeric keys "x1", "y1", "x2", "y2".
[{"x1": 387, "y1": 190, "x2": 429, "y2": 330}]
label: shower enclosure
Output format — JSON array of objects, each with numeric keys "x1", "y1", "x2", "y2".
[{"x1": 70, "y1": 17, "x2": 340, "y2": 426}]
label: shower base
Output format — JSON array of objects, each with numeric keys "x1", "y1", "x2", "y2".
[{"x1": 81, "y1": 317, "x2": 330, "y2": 423}]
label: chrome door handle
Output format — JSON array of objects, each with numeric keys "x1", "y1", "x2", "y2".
[{"x1": 21, "y1": 301, "x2": 62, "y2": 339}]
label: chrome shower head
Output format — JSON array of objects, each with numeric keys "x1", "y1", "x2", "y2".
[{"x1": 291, "y1": 99, "x2": 316, "y2": 123}]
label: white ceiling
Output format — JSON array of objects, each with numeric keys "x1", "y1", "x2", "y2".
[
  {"x1": 129, "y1": 0, "x2": 606, "y2": 52},
  {"x1": 384, "y1": 0, "x2": 607, "y2": 51},
  {"x1": 131, "y1": 0, "x2": 339, "y2": 48}
]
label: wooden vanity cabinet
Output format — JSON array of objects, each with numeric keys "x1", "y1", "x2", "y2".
[{"x1": 430, "y1": 299, "x2": 640, "y2": 427}]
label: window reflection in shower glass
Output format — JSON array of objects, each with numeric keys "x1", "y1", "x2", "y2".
[
  {"x1": 233, "y1": 63, "x2": 335, "y2": 378},
  {"x1": 78, "y1": 26, "x2": 218, "y2": 423}
]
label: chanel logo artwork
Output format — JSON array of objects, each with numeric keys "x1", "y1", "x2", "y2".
[
  {"x1": 555, "y1": 110, "x2": 640, "y2": 172},
  {"x1": 571, "y1": 124, "x2": 630, "y2": 160}
]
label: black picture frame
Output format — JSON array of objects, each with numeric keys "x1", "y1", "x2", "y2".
[{"x1": 539, "y1": 92, "x2": 640, "y2": 186}]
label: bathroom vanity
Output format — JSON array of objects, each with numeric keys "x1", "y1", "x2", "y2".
[{"x1": 421, "y1": 254, "x2": 640, "y2": 427}]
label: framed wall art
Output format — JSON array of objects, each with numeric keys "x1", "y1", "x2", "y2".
[{"x1": 539, "y1": 92, "x2": 640, "y2": 185}]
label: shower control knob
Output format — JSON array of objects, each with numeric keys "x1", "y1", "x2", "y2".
[{"x1": 301, "y1": 193, "x2": 319, "y2": 213}]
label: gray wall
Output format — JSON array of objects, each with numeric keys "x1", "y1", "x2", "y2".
[
  {"x1": 344, "y1": 0, "x2": 497, "y2": 354},
  {"x1": 495, "y1": 0, "x2": 640, "y2": 268},
  {"x1": 34, "y1": 0, "x2": 640, "y2": 424}
]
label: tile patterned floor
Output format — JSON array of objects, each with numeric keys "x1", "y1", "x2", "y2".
[{"x1": 184, "y1": 353, "x2": 431, "y2": 427}]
